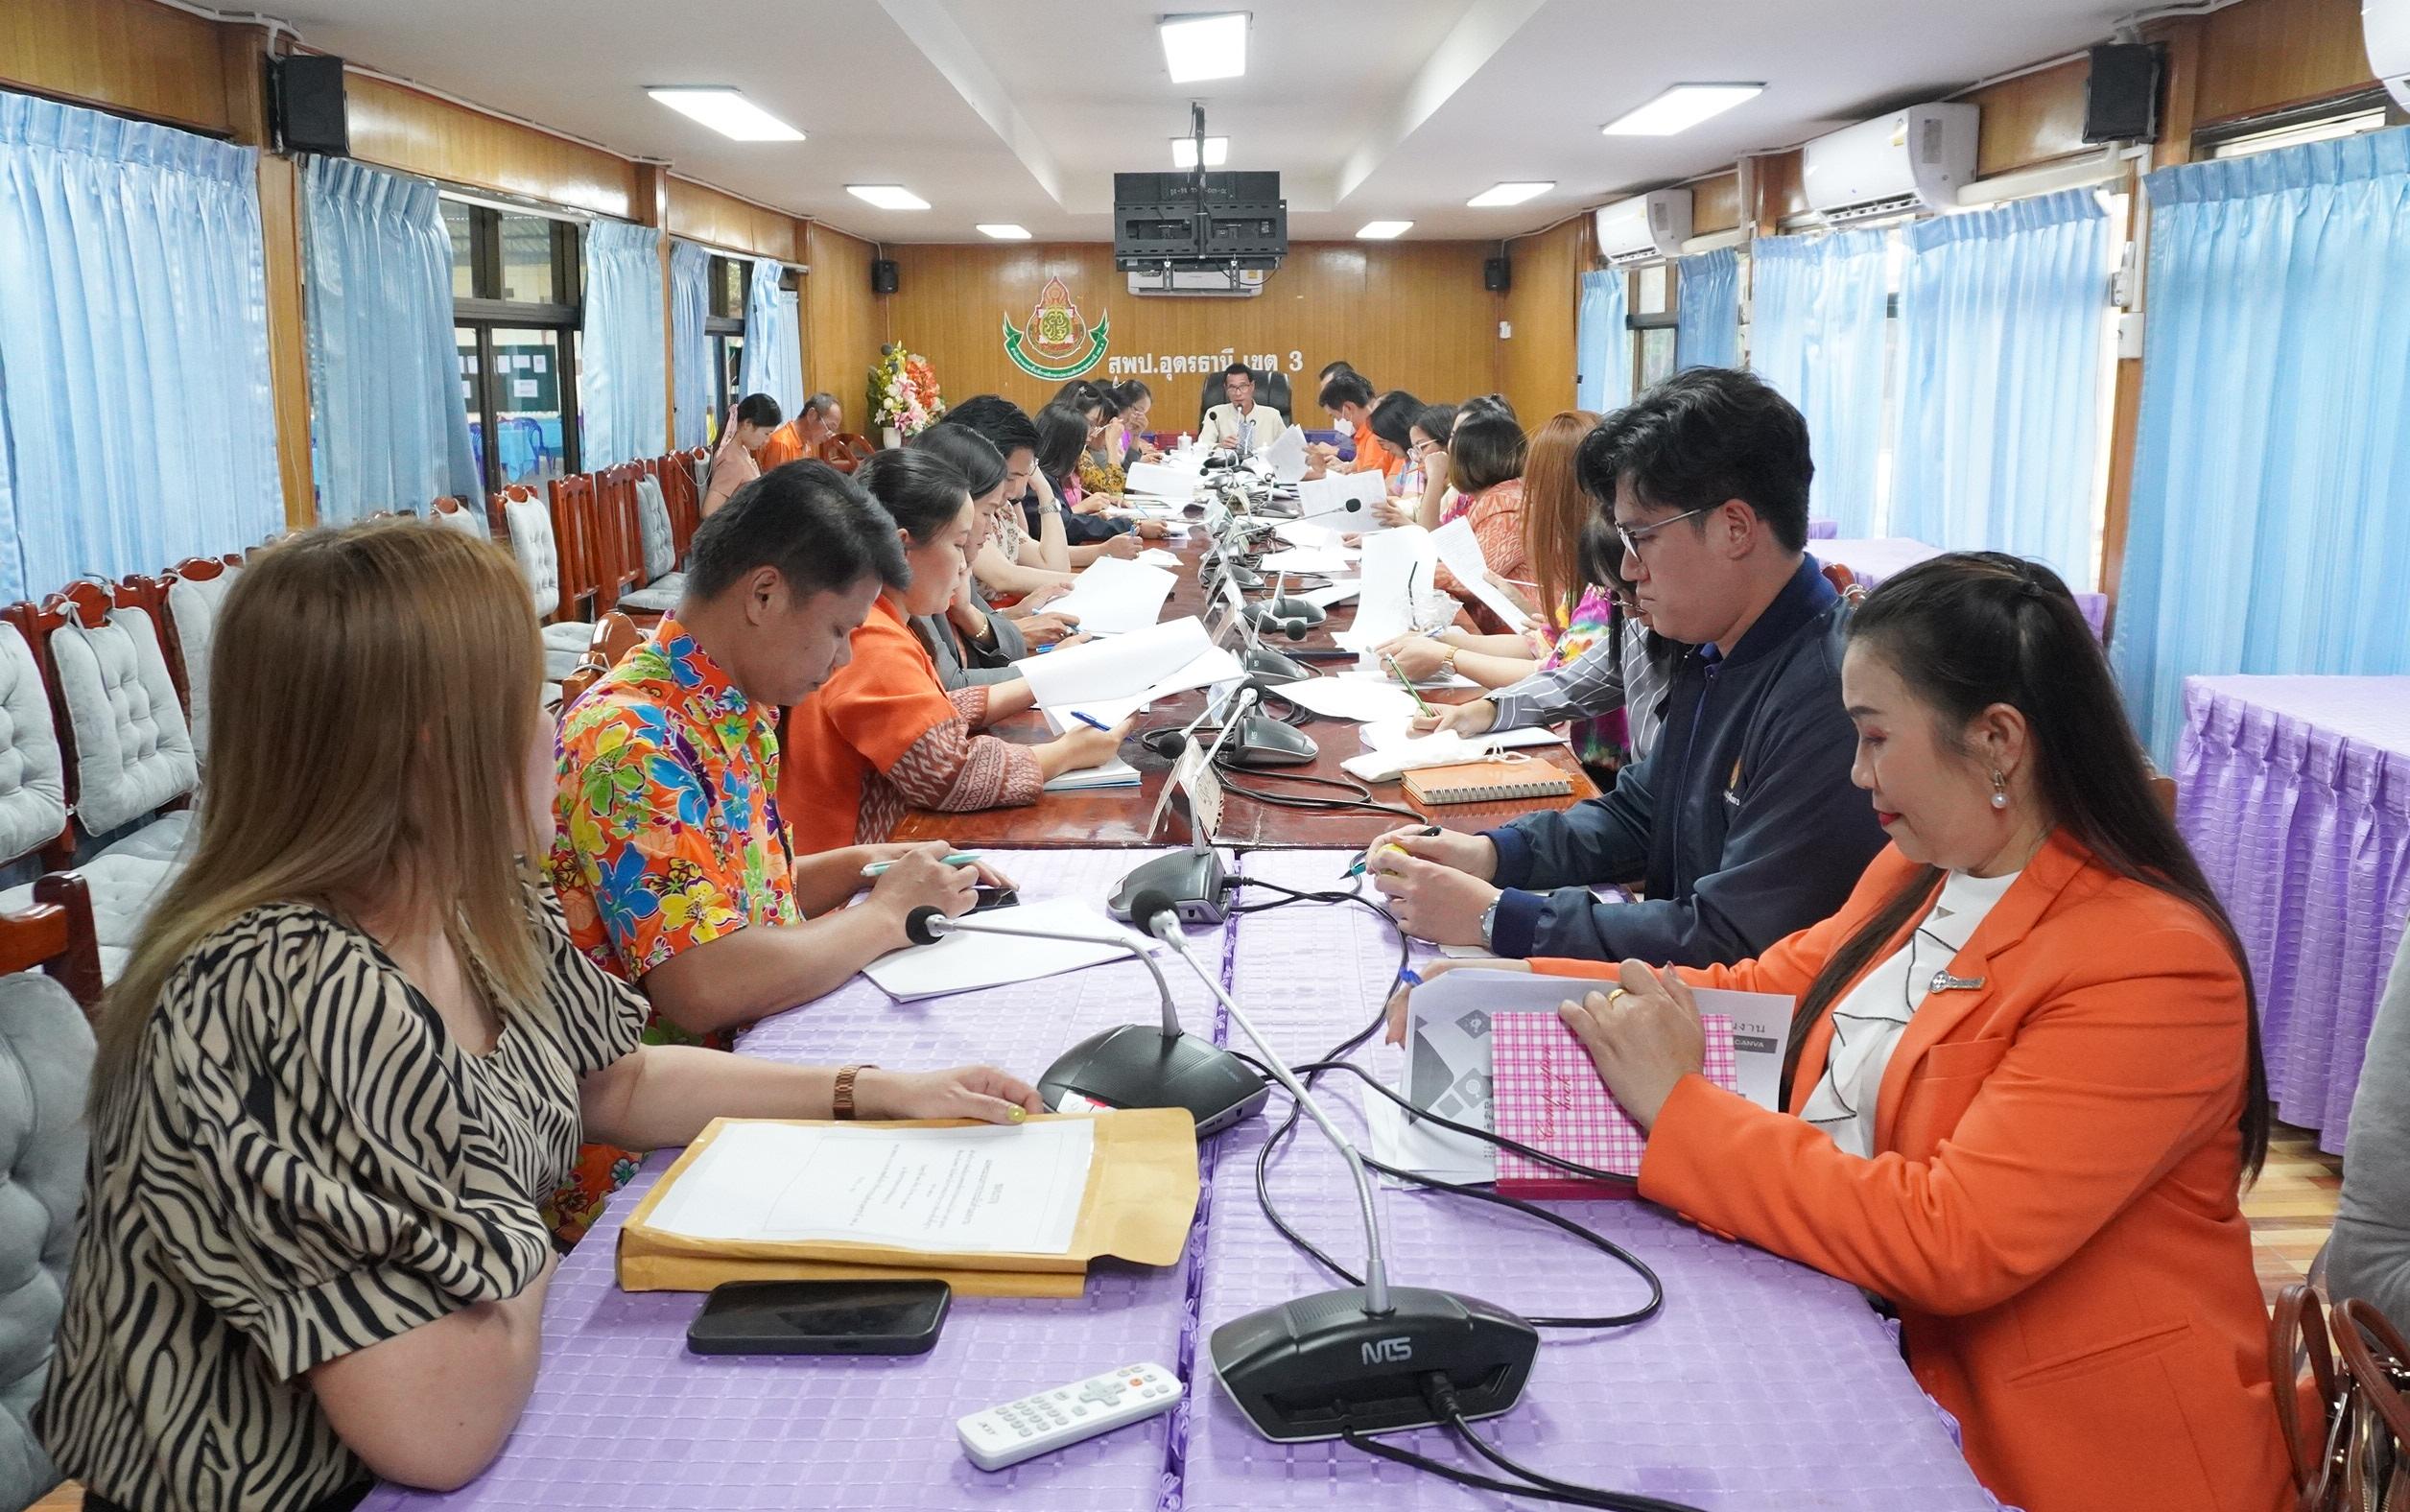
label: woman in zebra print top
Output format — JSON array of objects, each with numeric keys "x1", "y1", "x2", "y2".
[{"x1": 35, "y1": 522, "x2": 1044, "y2": 1512}]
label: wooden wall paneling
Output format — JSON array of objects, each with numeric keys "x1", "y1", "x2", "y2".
[
  {"x1": 2196, "y1": 0, "x2": 2378, "y2": 124},
  {"x1": 0, "y1": 0, "x2": 232, "y2": 134},
  {"x1": 666, "y1": 177, "x2": 800, "y2": 262},
  {"x1": 804, "y1": 223, "x2": 882, "y2": 410},
  {"x1": 1691, "y1": 172, "x2": 1743, "y2": 235},
  {"x1": 878, "y1": 240, "x2": 1501, "y2": 422},
  {"x1": 2149, "y1": 15, "x2": 2209, "y2": 168},
  {"x1": 1967, "y1": 57, "x2": 2095, "y2": 176},
  {"x1": 216, "y1": 23, "x2": 317, "y2": 530},
  {"x1": 1499, "y1": 219, "x2": 1583, "y2": 427},
  {"x1": 1749, "y1": 149, "x2": 1807, "y2": 234},
  {"x1": 343, "y1": 73, "x2": 637, "y2": 220}
]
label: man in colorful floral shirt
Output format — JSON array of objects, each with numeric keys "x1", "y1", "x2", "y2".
[{"x1": 544, "y1": 462, "x2": 984, "y2": 1243}]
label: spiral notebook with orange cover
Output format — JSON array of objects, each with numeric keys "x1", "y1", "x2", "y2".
[{"x1": 1402, "y1": 758, "x2": 1573, "y2": 806}]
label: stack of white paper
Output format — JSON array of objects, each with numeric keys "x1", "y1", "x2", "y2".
[
  {"x1": 1047, "y1": 557, "x2": 1176, "y2": 635},
  {"x1": 1044, "y1": 756, "x2": 1143, "y2": 791},
  {"x1": 1360, "y1": 719, "x2": 1568, "y2": 753},
  {"x1": 1257, "y1": 546, "x2": 1357, "y2": 576},
  {"x1": 1430, "y1": 516, "x2": 1534, "y2": 630},
  {"x1": 1015, "y1": 616, "x2": 1240, "y2": 716},
  {"x1": 1135, "y1": 546, "x2": 1184, "y2": 568},
  {"x1": 1295, "y1": 579, "x2": 1360, "y2": 610},
  {"x1": 1273, "y1": 519, "x2": 1344, "y2": 551},
  {"x1": 644, "y1": 1121, "x2": 1097, "y2": 1255},
  {"x1": 1266, "y1": 423, "x2": 1309, "y2": 484},
  {"x1": 1124, "y1": 460, "x2": 1204, "y2": 501},
  {"x1": 1277, "y1": 676, "x2": 1427, "y2": 724},
  {"x1": 864, "y1": 896, "x2": 1162, "y2": 1003}
]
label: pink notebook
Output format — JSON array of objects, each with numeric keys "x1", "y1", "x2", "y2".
[{"x1": 1489, "y1": 1010, "x2": 1737, "y2": 1200}]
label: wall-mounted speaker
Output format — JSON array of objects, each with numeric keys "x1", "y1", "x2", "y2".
[
  {"x1": 1482, "y1": 256, "x2": 1511, "y2": 293},
  {"x1": 271, "y1": 53, "x2": 350, "y2": 156},
  {"x1": 871, "y1": 259, "x2": 899, "y2": 295},
  {"x1": 2083, "y1": 43, "x2": 2163, "y2": 145}
]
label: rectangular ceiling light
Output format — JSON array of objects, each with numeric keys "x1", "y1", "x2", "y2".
[
  {"x1": 1603, "y1": 83, "x2": 1763, "y2": 136},
  {"x1": 1159, "y1": 12, "x2": 1248, "y2": 83},
  {"x1": 1171, "y1": 135, "x2": 1231, "y2": 169},
  {"x1": 848, "y1": 184, "x2": 930, "y2": 210},
  {"x1": 1357, "y1": 221, "x2": 1412, "y2": 240},
  {"x1": 1467, "y1": 180, "x2": 1553, "y2": 207},
  {"x1": 645, "y1": 87, "x2": 805, "y2": 142},
  {"x1": 977, "y1": 224, "x2": 1031, "y2": 240}
]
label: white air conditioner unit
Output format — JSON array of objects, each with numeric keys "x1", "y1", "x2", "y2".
[
  {"x1": 1593, "y1": 189, "x2": 1693, "y2": 266},
  {"x1": 2370, "y1": 0, "x2": 2410, "y2": 111},
  {"x1": 1126, "y1": 266, "x2": 1266, "y2": 298},
  {"x1": 1802, "y1": 103, "x2": 1980, "y2": 223}
]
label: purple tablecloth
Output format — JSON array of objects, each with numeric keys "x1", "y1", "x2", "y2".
[
  {"x1": 1177, "y1": 850, "x2": 1999, "y2": 1511},
  {"x1": 361, "y1": 849, "x2": 1223, "y2": 1512},
  {"x1": 364, "y1": 846, "x2": 1994, "y2": 1510},
  {"x1": 2177, "y1": 675, "x2": 2410, "y2": 1153},
  {"x1": 1817, "y1": 538, "x2": 2109, "y2": 639},
  {"x1": 1808, "y1": 517, "x2": 1839, "y2": 540}
]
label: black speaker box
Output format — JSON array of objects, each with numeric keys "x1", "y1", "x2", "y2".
[
  {"x1": 871, "y1": 259, "x2": 899, "y2": 295},
  {"x1": 2083, "y1": 43, "x2": 2163, "y2": 145},
  {"x1": 271, "y1": 54, "x2": 349, "y2": 156},
  {"x1": 1482, "y1": 256, "x2": 1510, "y2": 293}
]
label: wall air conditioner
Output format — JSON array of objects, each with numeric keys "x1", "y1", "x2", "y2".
[
  {"x1": 1801, "y1": 103, "x2": 1980, "y2": 223},
  {"x1": 2371, "y1": 0, "x2": 2410, "y2": 111},
  {"x1": 1593, "y1": 189, "x2": 1693, "y2": 266},
  {"x1": 1126, "y1": 266, "x2": 1267, "y2": 298}
]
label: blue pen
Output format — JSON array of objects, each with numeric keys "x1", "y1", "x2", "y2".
[
  {"x1": 862, "y1": 852, "x2": 982, "y2": 877},
  {"x1": 1072, "y1": 711, "x2": 1114, "y2": 732},
  {"x1": 1399, "y1": 969, "x2": 1424, "y2": 987}
]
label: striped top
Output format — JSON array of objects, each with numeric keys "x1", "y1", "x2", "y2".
[{"x1": 36, "y1": 889, "x2": 648, "y2": 1512}]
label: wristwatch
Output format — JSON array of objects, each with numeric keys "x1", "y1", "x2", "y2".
[
  {"x1": 834, "y1": 1064, "x2": 877, "y2": 1121},
  {"x1": 1478, "y1": 897, "x2": 1500, "y2": 951},
  {"x1": 1438, "y1": 645, "x2": 1460, "y2": 678}
]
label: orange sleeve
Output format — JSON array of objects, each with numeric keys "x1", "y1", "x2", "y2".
[
  {"x1": 812, "y1": 619, "x2": 961, "y2": 770},
  {"x1": 1636, "y1": 920, "x2": 2253, "y2": 1317},
  {"x1": 756, "y1": 421, "x2": 805, "y2": 470}
]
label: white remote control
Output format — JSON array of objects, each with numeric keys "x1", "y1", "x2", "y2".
[{"x1": 957, "y1": 1361, "x2": 1181, "y2": 1471}]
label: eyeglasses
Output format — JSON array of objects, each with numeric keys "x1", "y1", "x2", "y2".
[
  {"x1": 1409, "y1": 438, "x2": 1443, "y2": 458},
  {"x1": 1614, "y1": 507, "x2": 1712, "y2": 558}
]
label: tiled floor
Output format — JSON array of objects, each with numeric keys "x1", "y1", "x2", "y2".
[{"x1": 25, "y1": 1122, "x2": 2345, "y2": 1512}]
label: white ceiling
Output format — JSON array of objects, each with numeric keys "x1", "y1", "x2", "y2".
[{"x1": 275, "y1": 0, "x2": 2136, "y2": 244}]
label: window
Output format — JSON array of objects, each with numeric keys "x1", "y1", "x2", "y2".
[
  {"x1": 447, "y1": 199, "x2": 582, "y2": 492},
  {"x1": 706, "y1": 253, "x2": 749, "y2": 429},
  {"x1": 1627, "y1": 262, "x2": 1679, "y2": 394},
  {"x1": 2203, "y1": 89, "x2": 2401, "y2": 159}
]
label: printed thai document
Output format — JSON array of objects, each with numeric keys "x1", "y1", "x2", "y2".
[
  {"x1": 645, "y1": 1121, "x2": 1097, "y2": 1256},
  {"x1": 1430, "y1": 516, "x2": 1535, "y2": 630}
]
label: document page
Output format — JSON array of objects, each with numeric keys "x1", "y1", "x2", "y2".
[
  {"x1": 1341, "y1": 525, "x2": 1437, "y2": 648},
  {"x1": 1430, "y1": 516, "x2": 1534, "y2": 630},
  {"x1": 1046, "y1": 557, "x2": 1177, "y2": 636},
  {"x1": 1125, "y1": 461, "x2": 1204, "y2": 501},
  {"x1": 647, "y1": 1121, "x2": 1097, "y2": 1256}
]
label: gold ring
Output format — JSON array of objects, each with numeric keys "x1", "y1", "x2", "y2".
[{"x1": 1605, "y1": 988, "x2": 1630, "y2": 1009}]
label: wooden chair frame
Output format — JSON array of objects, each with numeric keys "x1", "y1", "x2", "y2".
[
  {"x1": 818, "y1": 433, "x2": 877, "y2": 474},
  {"x1": 0, "y1": 872, "x2": 104, "y2": 1013}
]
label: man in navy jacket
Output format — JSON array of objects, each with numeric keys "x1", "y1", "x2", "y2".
[{"x1": 1370, "y1": 367, "x2": 1887, "y2": 966}]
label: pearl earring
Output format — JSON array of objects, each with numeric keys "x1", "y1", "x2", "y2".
[{"x1": 1991, "y1": 770, "x2": 2009, "y2": 810}]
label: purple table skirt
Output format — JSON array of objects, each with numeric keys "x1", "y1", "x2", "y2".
[
  {"x1": 2177, "y1": 675, "x2": 2410, "y2": 1152},
  {"x1": 1808, "y1": 517, "x2": 1839, "y2": 540},
  {"x1": 1176, "y1": 851, "x2": 1999, "y2": 1511},
  {"x1": 1816, "y1": 538, "x2": 2108, "y2": 639},
  {"x1": 362, "y1": 849, "x2": 1223, "y2": 1512}
]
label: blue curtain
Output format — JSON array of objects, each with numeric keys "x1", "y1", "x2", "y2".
[
  {"x1": 1750, "y1": 229, "x2": 1892, "y2": 535},
  {"x1": 740, "y1": 255, "x2": 800, "y2": 416},
  {"x1": 580, "y1": 220, "x2": 665, "y2": 468},
  {"x1": 1675, "y1": 247, "x2": 1740, "y2": 371},
  {"x1": 1893, "y1": 190, "x2": 2110, "y2": 585},
  {"x1": 0, "y1": 92, "x2": 281, "y2": 601},
  {"x1": 302, "y1": 155, "x2": 477, "y2": 523},
  {"x1": 669, "y1": 238, "x2": 710, "y2": 450},
  {"x1": 1574, "y1": 269, "x2": 1630, "y2": 415},
  {"x1": 2115, "y1": 128, "x2": 2410, "y2": 762}
]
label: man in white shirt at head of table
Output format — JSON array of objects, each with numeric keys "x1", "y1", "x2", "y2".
[{"x1": 1201, "y1": 363, "x2": 1280, "y2": 460}]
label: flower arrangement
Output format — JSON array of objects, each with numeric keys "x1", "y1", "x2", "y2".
[{"x1": 869, "y1": 343, "x2": 946, "y2": 438}]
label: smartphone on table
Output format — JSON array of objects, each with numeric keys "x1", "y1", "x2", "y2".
[{"x1": 686, "y1": 1279, "x2": 952, "y2": 1357}]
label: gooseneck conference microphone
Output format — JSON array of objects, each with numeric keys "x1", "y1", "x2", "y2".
[
  {"x1": 901, "y1": 904, "x2": 1268, "y2": 1138},
  {"x1": 1128, "y1": 892, "x2": 1539, "y2": 1442}
]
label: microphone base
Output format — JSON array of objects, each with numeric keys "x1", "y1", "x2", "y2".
[
  {"x1": 1211, "y1": 564, "x2": 1268, "y2": 593},
  {"x1": 1110, "y1": 848, "x2": 1229, "y2": 925},
  {"x1": 1206, "y1": 1285, "x2": 1539, "y2": 1442},
  {"x1": 1246, "y1": 600, "x2": 1327, "y2": 628},
  {"x1": 1225, "y1": 714, "x2": 1319, "y2": 768},
  {"x1": 1240, "y1": 646, "x2": 1312, "y2": 686},
  {"x1": 1040, "y1": 1027, "x2": 1269, "y2": 1140}
]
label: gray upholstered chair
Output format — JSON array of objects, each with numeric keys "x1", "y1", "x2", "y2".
[
  {"x1": 162, "y1": 559, "x2": 241, "y2": 759},
  {"x1": 612, "y1": 475, "x2": 686, "y2": 614},
  {"x1": 501, "y1": 491, "x2": 596, "y2": 683},
  {"x1": 0, "y1": 965, "x2": 97, "y2": 1512}
]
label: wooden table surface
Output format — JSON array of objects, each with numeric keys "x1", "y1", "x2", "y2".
[{"x1": 892, "y1": 532, "x2": 1598, "y2": 850}]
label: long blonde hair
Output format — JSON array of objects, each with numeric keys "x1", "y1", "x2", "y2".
[
  {"x1": 96, "y1": 521, "x2": 549, "y2": 1092},
  {"x1": 1523, "y1": 409, "x2": 1602, "y2": 627}
]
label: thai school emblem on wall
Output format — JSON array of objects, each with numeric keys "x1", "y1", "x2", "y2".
[{"x1": 1003, "y1": 277, "x2": 1111, "y2": 380}]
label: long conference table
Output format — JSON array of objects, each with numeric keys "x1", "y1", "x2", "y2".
[{"x1": 363, "y1": 517, "x2": 2002, "y2": 1510}]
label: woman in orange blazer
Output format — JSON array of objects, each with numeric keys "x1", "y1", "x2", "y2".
[{"x1": 1393, "y1": 553, "x2": 2287, "y2": 1512}]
